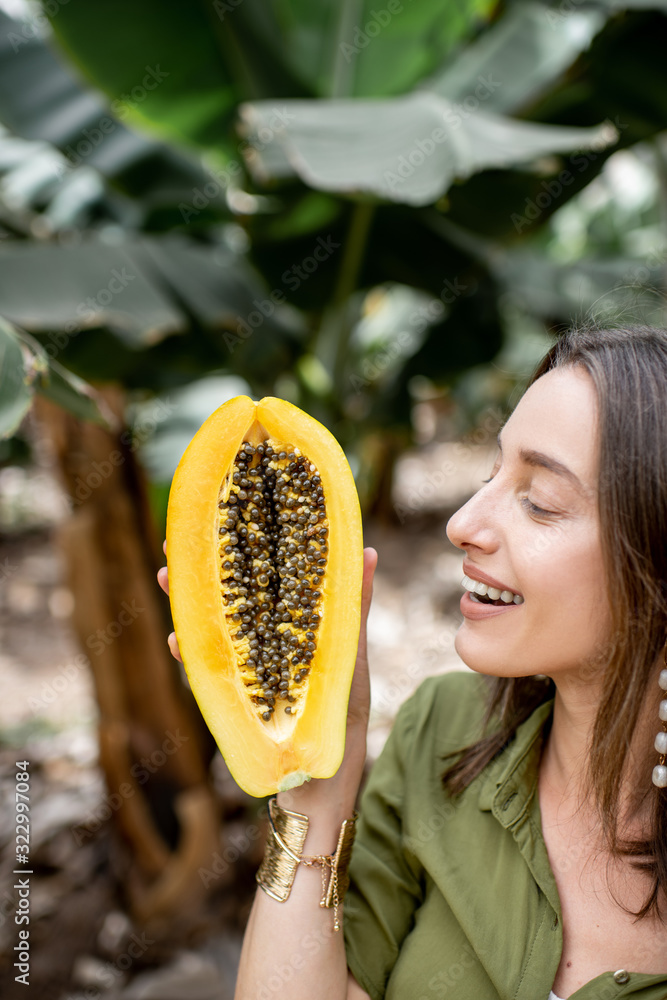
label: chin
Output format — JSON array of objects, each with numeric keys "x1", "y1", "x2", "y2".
[
  {"x1": 453, "y1": 631, "x2": 536, "y2": 680},
  {"x1": 454, "y1": 631, "x2": 496, "y2": 675}
]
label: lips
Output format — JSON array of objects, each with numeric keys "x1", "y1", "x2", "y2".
[
  {"x1": 460, "y1": 562, "x2": 524, "y2": 620},
  {"x1": 459, "y1": 590, "x2": 521, "y2": 620},
  {"x1": 462, "y1": 561, "x2": 522, "y2": 597}
]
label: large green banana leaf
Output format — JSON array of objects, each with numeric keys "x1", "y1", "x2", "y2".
[
  {"x1": 46, "y1": 0, "x2": 498, "y2": 146},
  {"x1": 0, "y1": 10, "x2": 213, "y2": 210},
  {"x1": 238, "y1": 96, "x2": 617, "y2": 206},
  {"x1": 0, "y1": 231, "x2": 299, "y2": 348},
  {"x1": 1, "y1": 0, "x2": 667, "y2": 454},
  {"x1": 0, "y1": 315, "x2": 111, "y2": 437}
]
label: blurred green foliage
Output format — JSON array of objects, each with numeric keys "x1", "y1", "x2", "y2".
[{"x1": 0, "y1": 0, "x2": 666, "y2": 507}]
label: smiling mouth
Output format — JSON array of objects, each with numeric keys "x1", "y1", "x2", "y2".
[{"x1": 462, "y1": 575, "x2": 524, "y2": 607}]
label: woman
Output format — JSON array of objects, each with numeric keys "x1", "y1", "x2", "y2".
[{"x1": 160, "y1": 326, "x2": 667, "y2": 999}]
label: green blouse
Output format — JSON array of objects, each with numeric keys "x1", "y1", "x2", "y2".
[{"x1": 343, "y1": 672, "x2": 667, "y2": 1000}]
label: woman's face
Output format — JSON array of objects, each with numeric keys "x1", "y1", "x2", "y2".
[{"x1": 446, "y1": 366, "x2": 611, "y2": 681}]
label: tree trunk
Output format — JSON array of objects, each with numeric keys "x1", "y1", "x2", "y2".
[{"x1": 36, "y1": 390, "x2": 220, "y2": 924}]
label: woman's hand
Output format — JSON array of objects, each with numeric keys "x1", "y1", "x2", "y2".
[
  {"x1": 157, "y1": 544, "x2": 378, "y2": 814},
  {"x1": 276, "y1": 546, "x2": 377, "y2": 825},
  {"x1": 157, "y1": 542, "x2": 182, "y2": 664}
]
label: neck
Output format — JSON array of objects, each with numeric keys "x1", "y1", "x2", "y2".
[
  {"x1": 540, "y1": 674, "x2": 598, "y2": 807},
  {"x1": 540, "y1": 664, "x2": 658, "y2": 833}
]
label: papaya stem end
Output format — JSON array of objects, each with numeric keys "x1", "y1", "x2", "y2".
[{"x1": 278, "y1": 771, "x2": 311, "y2": 792}]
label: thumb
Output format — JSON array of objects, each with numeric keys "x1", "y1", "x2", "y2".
[
  {"x1": 357, "y1": 547, "x2": 378, "y2": 667},
  {"x1": 347, "y1": 548, "x2": 377, "y2": 724}
]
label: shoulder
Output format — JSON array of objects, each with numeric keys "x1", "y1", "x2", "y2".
[
  {"x1": 366, "y1": 671, "x2": 491, "y2": 798},
  {"x1": 394, "y1": 670, "x2": 491, "y2": 757}
]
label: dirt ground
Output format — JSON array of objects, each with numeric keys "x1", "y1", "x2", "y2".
[{"x1": 0, "y1": 437, "x2": 495, "y2": 1000}]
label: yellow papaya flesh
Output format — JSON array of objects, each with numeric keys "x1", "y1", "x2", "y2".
[{"x1": 166, "y1": 396, "x2": 363, "y2": 797}]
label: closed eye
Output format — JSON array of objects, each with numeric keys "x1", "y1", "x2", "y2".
[
  {"x1": 520, "y1": 497, "x2": 556, "y2": 518},
  {"x1": 482, "y1": 472, "x2": 558, "y2": 518},
  {"x1": 482, "y1": 477, "x2": 556, "y2": 518}
]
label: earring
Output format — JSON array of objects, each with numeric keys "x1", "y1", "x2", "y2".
[{"x1": 651, "y1": 640, "x2": 667, "y2": 788}]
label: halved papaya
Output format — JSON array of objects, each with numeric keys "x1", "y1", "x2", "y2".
[{"x1": 166, "y1": 396, "x2": 363, "y2": 797}]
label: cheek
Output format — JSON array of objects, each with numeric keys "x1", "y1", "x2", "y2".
[
  {"x1": 528, "y1": 522, "x2": 604, "y2": 596},
  {"x1": 518, "y1": 520, "x2": 609, "y2": 628}
]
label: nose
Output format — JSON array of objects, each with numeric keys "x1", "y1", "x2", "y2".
[{"x1": 446, "y1": 483, "x2": 500, "y2": 555}]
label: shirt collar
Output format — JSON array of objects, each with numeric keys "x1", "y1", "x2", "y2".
[{"x1": 477, "y1": 696, "x2": 555, "y2": 824}]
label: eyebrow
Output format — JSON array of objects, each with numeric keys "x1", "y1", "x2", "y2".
[{"x1": 496, "y1": 432, "x2": 586, "y2": 493}]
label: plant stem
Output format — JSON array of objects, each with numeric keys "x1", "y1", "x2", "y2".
[
  {"x1": 332, "y1": 199, "x2": 376, "y2": 393},
  {"x1": 326, "y1": 2, "x2": 374, "y2": 406},
  {"x1": 330, "y1": 0, "x2": 364, "y2": 98}
]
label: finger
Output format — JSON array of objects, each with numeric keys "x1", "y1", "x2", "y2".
[
  {"x1": 357, "y1": 547, "x2": 378, "y2": 662},
  {"x1": 361, "y1": 547, "x2": 377, "y2": 618},
  {"x1": 347, "y1": 549, "x2": 376, "y2": 724},
  {"x1": 157, "y1": 565, "x2": 169, "y2": 596},
  {"x1": 163, "y1": 539, "x2": 167, "y2": 555},
  {"x1": 167, "y1": 631, "x2": 183, "y2": 663}
]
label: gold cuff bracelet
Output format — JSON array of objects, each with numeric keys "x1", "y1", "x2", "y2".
[{"x1": 256, "y1": 796, "x2": 358, "y2": 931}]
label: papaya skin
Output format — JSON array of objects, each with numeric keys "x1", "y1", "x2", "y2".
[{"x1": 165, "y1": 396, "x2": 364, "y2": 798}]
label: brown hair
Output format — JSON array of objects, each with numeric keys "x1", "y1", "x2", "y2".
[{"x1": 442, "y1": 325, "x2": 667, "y2": 920}]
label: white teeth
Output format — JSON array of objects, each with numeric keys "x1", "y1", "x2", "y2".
[{"x1": 461, "y1": 575, "x2": 524, "y2": 605}]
